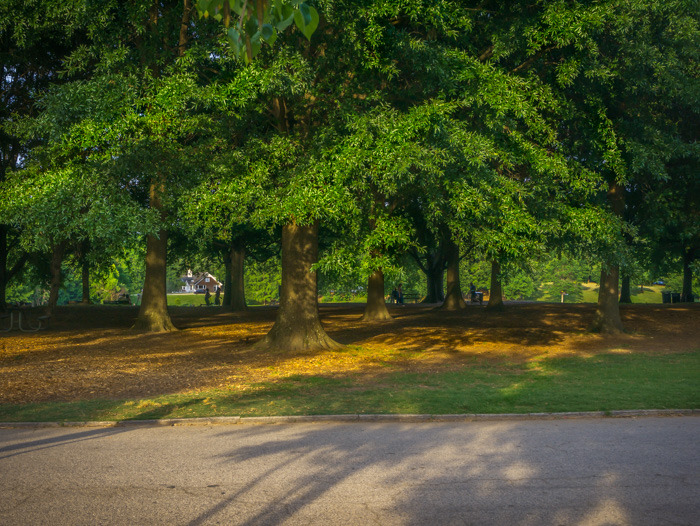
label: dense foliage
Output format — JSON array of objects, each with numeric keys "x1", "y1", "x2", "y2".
[{"x1": 1, "y1": 0, "x2": 697, "y2": 340}]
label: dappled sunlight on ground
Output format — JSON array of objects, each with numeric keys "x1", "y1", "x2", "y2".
[{"x1": 0, "y1": 302, "x2": 697, "y2": 404}]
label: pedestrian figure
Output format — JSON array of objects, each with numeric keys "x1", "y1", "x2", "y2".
[
  {"x1": 205, "y1": 288, "x2": 211, "y2": 306},
  {"x1": 469, "y1": 282, "x2": 476, "y2": 301},
  {"x1": 398, "y1": 284, "x2": 404, "y2": 305},
  {"x1": 214, "y1": 286, "x2": 221, "y2": 306},
  {"x1": 391, "y1": 287, "x2": 399, "y2": 304}
]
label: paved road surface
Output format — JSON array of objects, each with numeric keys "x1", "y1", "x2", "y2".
[{"x1": 1, "y1": 416, "x2": 698, "y2": 525}]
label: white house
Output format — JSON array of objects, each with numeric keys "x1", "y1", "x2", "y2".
[{"x1": 181, "y1": 270, "x2": 223, "y2": 293}]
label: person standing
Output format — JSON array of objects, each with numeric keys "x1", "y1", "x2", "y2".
[
  {"x1": 205, "y1": 288, "x2": 211, "y2": 307},
  {"x1": 214, "y1": 286, "x2": 221, "y2": 306}
]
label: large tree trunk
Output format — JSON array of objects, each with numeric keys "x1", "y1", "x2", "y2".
[
  {"x1": 486, "y1": 260, "x2": 504, "y2": 311},
  {"x1": 619, "y1": 273, "x2": 632, "y2": 304},
  {"x1": 134, "y1": 184, "x2": 175, "y2": 332},
  {"x1": 81, "y1": 254, "x2": 91, "y2": 304},
  {"x1": 255, "y1": 222, "x2": 340, "y2": 351},
  {"x1": 590, "y1": 265, "x2": 624, "y2": 333},
  {"x1": 441, "y1": 238, "x2": 466, "y2": 310},
  {"x1": 422, "y1": 250, "x2": 445, "y2": 303},
  {"x1": 0, "y1": 224, "x2": 6, "y2": 312},
  {"x1": 229, "y1": 242, "x2": 247, "y2": 311},
  {"x1": 222, "y1": 255, "x2": 232, "y2": 308},
  {"x1": 591, "y1": 182, "x2": 625, "y2": 333},
  {"x1": 363, "y1": 269, "x2": 392, "y2": 321},
  {"x1": 681, "y1": 247, "x2": 695, "y2": 302},
  {"x1": 47, "y1": 242, "x2": 67, "y2": 315}
]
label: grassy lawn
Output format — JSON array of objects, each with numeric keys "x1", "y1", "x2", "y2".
[
  {"x1": 1, "y1": 303, "x2": 697, "y2": 423},
  {"x1": 581, "y1": 283, "x2": 664, "y2": 304},
  {"x1": 1, "y1": 352, "x2": 697, "y2": 422},
  {"x1": 167, "y1": 294, "x2": 211, "y2": 306}
]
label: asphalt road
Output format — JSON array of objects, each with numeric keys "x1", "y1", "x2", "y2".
[{"x1": 1, "y1": 416, "x2": 698, "y2": 525}]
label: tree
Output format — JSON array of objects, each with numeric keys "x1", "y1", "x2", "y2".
[{"x1": 0, "y1": 0, "x2": 85, "y2": 310}]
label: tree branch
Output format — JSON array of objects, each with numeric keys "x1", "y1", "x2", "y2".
[
  {"x1": 512, "y1": 46, "x2": 557, "y2": 73},
  {"x1": 478, "y1": 45, "x2": 494, "y2": 62},
  {"x1": 178, "y1": 0, "x2": 193, "y2": 58}
]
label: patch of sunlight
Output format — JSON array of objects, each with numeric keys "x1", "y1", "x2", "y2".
[
  {"x1": 501, "y1": 462, "x2": 538, "y2": 482},
  {"x1": 500, "y1": 382, "x2": 526, "y2": 396},
  {"x1": 524, "y1": 360, "x2": 561, "y2": 374},
  {"x1": 576, "y1": 498, "x2": 630, "y2": 526},
  {"x1": 608, "y1": 348, "x2": 634, "y2": 354}
]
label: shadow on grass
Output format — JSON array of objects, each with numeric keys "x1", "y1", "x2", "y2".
[
  {"x1": 2, "y1": 303, "x2": 698, "y2": 408},
  {"x1": 1, "y1": 352, "x2": 696, "y2": 423}
]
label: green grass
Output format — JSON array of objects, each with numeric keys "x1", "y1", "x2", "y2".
[
  {"x1": 1, "y1": 352, "x2": 697, "y2": 422},
  {"x1": 629, "y1": 287, "x2": 663, "y2": 303},
  {"x1": 167, "y1": 294, "x2": 211, "y2": 306},
  {"x1": 578, "y1": 284, "x2": 663, "y2": 304}
]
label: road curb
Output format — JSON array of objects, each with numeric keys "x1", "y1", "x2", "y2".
[{"x1": 0, "y1": 409, "x2": 697, "y2": 429}]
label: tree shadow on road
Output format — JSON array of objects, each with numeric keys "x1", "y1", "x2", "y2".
[{"x1": 186, "y1": 419, "x2": 696, "y2": 525}]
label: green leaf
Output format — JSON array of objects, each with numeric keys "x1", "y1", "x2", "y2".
[
  {"x1": 293, "y1": 4, "x2": 319, "y2": 41},
  {"x1": 197, "y1": 0, "x2": 210, "y2": 16},
  {"x1": 208, "y1": 0, "x2": 221, "y2": 16},
  {"x1": 261, "y1": 24, "x2": 276, "y2": 44},
  {"x1": 243, "y1": 38, "x2": 261, "y2": 64},
  {"x1": 230, "y1": 0, "x2": 244, "y2": 16},
  {"x1": 245, "y1": 15, "x2": 258, "y2": 35},
  {"x1": 227, "y1": 27, "x2": 242, "y2": 56},
  {"x1": 299, "y1": 3, "x2": 312, "y2": 25},
  {"x1": 275, "y1": 5, "x2": 295, "y2": 30}
]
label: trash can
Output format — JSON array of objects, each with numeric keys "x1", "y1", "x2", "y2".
[
  {"x1": 661, "y1": 292, "x2": 671, "y2": 304},
  {"x1": 671, "y1": 292, "x2": 681, "y2": 303}
]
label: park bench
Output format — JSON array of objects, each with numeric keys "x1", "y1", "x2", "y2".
[
  {"x1": 0, "y1": 310, "x2": 50, "y2": 332},
  {"x1": 0, "y1": 312, "x2": 13, "y2": 332},
  {"x1": 19, "y1": 313, "x2": 51, "y2": 332},
  {"x1": 402, "y1": 294, "x2": 423, "y2": 304}
]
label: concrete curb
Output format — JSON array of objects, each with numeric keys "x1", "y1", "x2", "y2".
[{"x1": 0, "y1": 409, "x2": 697, "y2": 429}]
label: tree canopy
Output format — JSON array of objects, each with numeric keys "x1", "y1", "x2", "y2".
[{"x1": 1, "y1": 0, "x2": 697, "y2": 341}]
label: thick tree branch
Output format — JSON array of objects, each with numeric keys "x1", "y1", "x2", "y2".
[
  {"x1": 178, "y1": 0, "x2": 193, "y2": 57},
  {"x1": 478, "y1": 45, "x2": 494, "y2": 62},
  {"x1": 512, "y1": 46, "x2": 557, "y2": 73}
]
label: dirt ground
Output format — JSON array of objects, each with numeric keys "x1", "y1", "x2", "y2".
[{"x1": 1, "y1": 302, "x2": 698, "y2": 404}]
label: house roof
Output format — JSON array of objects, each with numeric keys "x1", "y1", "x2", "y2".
[{"x1": 181, "y1": 272, "x2": 222, "y2": 286}]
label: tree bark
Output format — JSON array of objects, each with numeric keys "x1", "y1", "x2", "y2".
[
  {"x1": 486, "y1": 259, "x2": 504, "y2": 311},
  {"x1": 363, "y1": 191, "x2": 392, "y2": 321},
  {"x1": 134, "y1": 183, "x2": 176, "y2": 332},
  {"x1": 363, "y1": 269, "x2": 392, "y2": 321},
  {"x1": 0, "y1": 225, "x2": 6, "y2": 311},
  {"x1": 222, "y1": 255, "x2": 232, "y2": 308},
  {"x1": 229, "y1": 242, "x2": 247, "y2": 311},
  {"x1": 47, "y1": 242, "x2": 67, "y2": 315},
  {"x1": 81, "y1": 256, "x2": 91, "y2": 304},
  {"x1": 681, "y1": 247, "x2": 695, "y2": 302},
  {"x1": 619, "y1": 273, "x2": 632, "y2": 303},
  {"x1": 422, "y1": 250, "x2": 445, "y2": 303},
  {"x1": 254, "y1": 221, "x2": 340, "y2": 351},
  {"x1": 441, "y1": 238, "x2": 466, "y2": 310},
  {"x1": 590, "y1": 265, "x2": 624, "y2": 333},
  {"x1": 178, "y1": 0, "x2": 192, "y2": 57},
  {"x1": 591, "y1": 182, "x2": 625, "y2": 333}
]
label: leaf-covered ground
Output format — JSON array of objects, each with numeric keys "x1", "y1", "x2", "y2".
[{"x1": 1, "y1": 302, "x2": 698, "y2": 405}]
